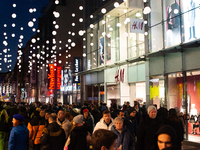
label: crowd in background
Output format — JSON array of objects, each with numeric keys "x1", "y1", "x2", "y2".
[{"x1": 0, "y1": 100, "x2": 185, "y2": 150}]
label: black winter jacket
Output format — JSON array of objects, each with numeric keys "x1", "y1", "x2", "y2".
[
  {"x1": 136, "y1": 115, "x2": 164, "y2": 150},
  {"x1": 68, "y1": 125, "x2": 88, "y2": 150},
  {"x1": 40, "y1": 122, "x2": 66, "y2": 150}
]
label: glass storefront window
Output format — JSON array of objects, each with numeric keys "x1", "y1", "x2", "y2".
[
  {"x1": 149, "y1": 76, "x2": 165, "y2": 108},
  {"x1": 92, "y1": 51, "x2": 97, "y2": 68},
  {"x1": 105, "y1": 17, "x2": 119, "y2": 64},
  {"x1": 150, "y1": 24, "x2": 163, "y2": 52},
  {"x1": 186, "y1": 70, "x2": 200, "y2": 136}
]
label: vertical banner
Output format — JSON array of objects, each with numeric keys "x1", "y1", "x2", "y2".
[
  {"x1": 99, "y1": 37, "x2": 104, "y2": 65},
  {"x1": 57, "y1": 66, "x2": 61, "y2": 90},
  {"x1": 31, "y1": 62, "x2": 36, "y2": 83},
  {"x1": 48, "y1": 64, "x2": 55, "y2": 90},
  {"x1": 73, "y1": 57, "x2": 80, "y2": 83}
]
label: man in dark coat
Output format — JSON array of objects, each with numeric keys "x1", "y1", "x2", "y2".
[
  {"x1": 136, "y1": 105, "x2": 164, "y2": 150},
  {"x1": 40, "y1": 114, "x2": 66, "y2": 150}
]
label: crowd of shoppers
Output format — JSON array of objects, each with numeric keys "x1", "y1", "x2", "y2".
[{"x1": 0, "y1": 100, "x2": 185, "y2": 150}]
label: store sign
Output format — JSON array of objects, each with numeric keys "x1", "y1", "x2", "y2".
[
  {"x1": 57, "y1": 66, "x2": 61, "y2": 89},
  {"x1": 48, "y1": 64, "x2": 55, "y2": 90},
  {"x1": 130, "y1": 18, "x2": 144, "y2": 33},
  {"x1": 115, "y1": 69, "x2": 125, "y2": 83},
  {"x1": 73, "y1": 57, "x2": 80, "y2": 83}
]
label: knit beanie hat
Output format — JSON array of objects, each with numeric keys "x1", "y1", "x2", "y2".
[
  {"x1": 147, "y1": 105, "x2": 157, "y2": 114},
  {"x1": 73, "y1": 114, "x2": 83, "y2": 125},
  {"x1": 128, "y1": 107, "x2": 136, "y2": 115},
  {"x1": 83, "y1": 108, "x2": 89, "y2": 114},
  {"x1": 13, "y1": 114, "x2": 25, "y2": 121}
]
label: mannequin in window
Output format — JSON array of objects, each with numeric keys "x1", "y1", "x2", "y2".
[
  {"x1": 188, "y1": 0, "x2": 196, "y2": 40},
  {"x1": 190, "y1": 103, "x2": 197, "y2": 134}
]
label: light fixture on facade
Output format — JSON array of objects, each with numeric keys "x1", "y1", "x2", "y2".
[
  {"x1": 143, "y1": 6, "x2": 151, "y2": 14},
  {"x1": 90, "y1": 24, "x2": 94, "y2": 28},
  {"x1": 101, "y1": 8, "x2": 106, "y2": 14},
  {"x1": 136, "y1": 12, "x2": 141, "y2": 17},
  {"x1": 114, "y1": 2, "x2": 119, "y2": 8}
]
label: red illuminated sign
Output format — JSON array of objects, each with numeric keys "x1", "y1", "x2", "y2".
[
  {"x1": 57, "y1": 66, "x2": 61, "y2": 90},
  {"x1": 48, "y1": 64, "x2": 55, "y2": 89}
]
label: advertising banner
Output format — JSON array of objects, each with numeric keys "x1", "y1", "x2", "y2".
[
  {"x1": 48, "y1": 64, "x2": 55, "y2": 90},
  {"x1": 73, "y1": 57, "x2": 80, "y2": 83}
]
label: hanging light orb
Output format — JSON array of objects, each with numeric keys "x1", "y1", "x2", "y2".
[
  {"x1": 53, "y1": 21, "x2": 56, "y2": 24},
  {"x1": 90, "y1": 24, "x2": 94, "y2": 28},
  {"x1": 55, "y1": 24, "x2": 59, "y2": 29},
  {"x1": 72, "y1": 23, "x2": 75, "y2": 26},
  {"x1": 31, "y1": 38, "x2": 36, "y2": 43},
  {"x1": 72, "y1": 13, "x2": 75, "y2": 17},
  {"x1": 4, "y1": 24, "x2": 7, "y2": 27},
  {"x1": 72, "y1": 32, "x2": 75, "y2": 36},
  {"x1": 37, "y1": 29, "x2": 40, "y2": 33},
  {"x1": 83, "y1": 53, "x2": 86, "y2": 57},
  {"x1": 79, "y1": 18, "x2": 83, "y2": 22},
  {"x1": 20, "y1": 35, "x2": 24, "y2": 39},
  {"x1": 13, "y1": 3, "x2": 16, "y2": 7},
  {"x1": 12, "y1": 23, "x2": 15, "y2": 27},
  {"x1": 71, "y1": 42, "x2": 76, "y2": 47},
  {"x1": 20, "y1": 27, "x2": 23, "y2": 30},
  {"x1": 79, "y1": 30, "x2": 84, "y2": 36},
  {"x1": 33, "y1": 18, "x2": 36, "y2": 22},
  {"x1": 79, "y1": 6, "x2": 83, "y2": 10},
  {"x1": 29, "y1": 8, "x2": 33, "y2": 13},
  {"x1": 32, "y1": 28, "x2": 36, "y2": 32},
  {"x1": 68, "y1": 31, "x2": 71, "y2": 34},
  {"x1": 55, "y1": 0, "x2": 59, "y2": 4},
  {"x1": 33, "y1": 8, "x2": 36, "y2": 12},
  {"x1": 11, "y1": 33, "x2": 15, "y2": 37},
  {"x1": 12, "y1": 13, "x2": 17, "y2": 18},
  {"x1": 101, "y1": 8, "x2": 106, "y2": 14},
  {"x1": 68, "y1": 39, "x2": 72, "y2": 43},
  {"x1": 28, "y1": 21, "x2": 34, "y2": 27},
  {"x1": 114, "y1": 2, "x2": 119, "y2": 8},
  {"x1": 52, "y1": 31, "x2": 57, "y2": 35},
  {"x1": 90, "y1": 15, "x2": 93, "y2": 18}
]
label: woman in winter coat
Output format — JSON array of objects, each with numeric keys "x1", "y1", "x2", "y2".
[
  {"x1": 66, "y1": 115, "x2": 89, "y2": 150},
  {"x1": 111, "y1": 117, "x2": 135, "y2": 150}
]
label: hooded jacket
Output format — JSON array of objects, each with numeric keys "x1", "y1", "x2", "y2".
[
  {"x1": 93, "y1": 117, "x2": 114, "y2": 132},
  {"x1": 151, "y1": 125, "x2": 178, "y2": 150},
  {"x1": 40, "y1": 122, "x2": 66, "y2": 150}
]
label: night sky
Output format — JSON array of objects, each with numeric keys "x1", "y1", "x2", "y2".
[{"x1": 0, "y1": 0, "x2": 49, "y2": 73}]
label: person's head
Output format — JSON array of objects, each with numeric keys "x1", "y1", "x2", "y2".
[
  {"x1": 40, "y1": 109, "x2": 45, "y2": 118},
  {"x1": 12, "y1": 114, "x2": 25, "y2": 127},
  {"x1": 34, "y1": 110, "x2": 40, "y2": 117},
  {"x1": 92, "y1": 129, "x2": 118, "y2": 150},
  {"x1": 73, "y1": 114, "x2": 83, "y2": 125},
  {"x1": 148, "y1": 105, "x2": 157, "y2": 119},
  {"x1": 128, "y1": 107, "x2": 137, "y2": 118},
  {"x1": 117, "y1": 110, "x2": 125, "y2": 119},
  {"x1": 134, "y1": 101, "x2": 139, "y2": 109},
  {"x1": 45, "y1": 111, "x2": 51, "y2": 120},
  {"x1": 155, "y1": 125, "x2": 177, "y2": 150},
  {"x1": 83, "y1": 108, "x2": 89, "y2": 119},
  {"x1": 57, "y1": 110, "x2": 65, "y2": 121},
  {"x1": 48, "y1": 114, "x2": 57, "y2": 124},
  {"x1": 103, "y1": 110, "x2": 111, "y2": 124},
  {"x1": 114, "y1": 117, "x2": 123, "y2": 131},
  {"x1": 126, "y1": 102, "x2": 130, "y2": 107}
]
